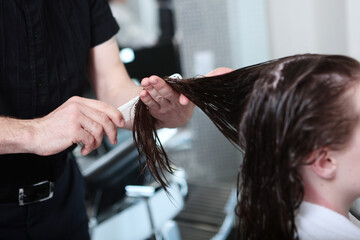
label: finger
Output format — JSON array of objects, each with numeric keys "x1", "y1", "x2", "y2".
[
  {"x1": 144, "y1": 77, "x2": 190, "y2": 106},
  {"x1": 79, "y1": 105, "x2": 118, "y2": 145},
  {"x1": 70, "y1": 96, "x2": 124, "y2": 127},
  {"x1": 140, "y1": 89, "x2": 160, "y2": 111},
  {"x1": 141, "y1": 77, "x2": 151, "y2": 88},
  {"x1": 79, "y1": 114, "x2": 104, "y2": 149},
  {"x1": 141, "y1": 77, "x2": 159, "y2": 101},
  {"x1": 87, "y1": 99, "x2": 124, "y2": 128},
  {"x1": 147, "y1": 76, "x2": 178, "y2": 101},
  {"x1": 74, "y1": 128, "x2": 96, "y2": 156}
]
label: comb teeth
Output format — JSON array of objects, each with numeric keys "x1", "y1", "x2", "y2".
[{"x1": 117, "y1": 96, "x2": 140, "y2": 124}]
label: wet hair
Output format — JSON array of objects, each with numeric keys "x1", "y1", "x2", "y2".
[{"x1": 132, "y1": 54, "x2": 360, "y2": 239}]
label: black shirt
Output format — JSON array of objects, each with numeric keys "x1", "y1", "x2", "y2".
[{"x1": 0, "y1": 0, "x2": 119, "y2": 185}]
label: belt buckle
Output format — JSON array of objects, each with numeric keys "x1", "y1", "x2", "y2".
[{"x1": 18, "y1": 180, "x2": 54, "y2": 206}]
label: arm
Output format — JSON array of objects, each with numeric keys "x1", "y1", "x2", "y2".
[
  {"x1": 0, "y1": 40, "x2": 125, "y2": 156},
  {"x1": 87, "y1": 37, "x2": 141, "y2": 107},
  {"x1": 0, "y1": 37, "x2": 186, "y2": 156},
  {"x1": 0, "y1": 97, "x2": 123, "y2": 156},
  {"x1": 0, "y1": 117, "x2": 36, "y2": 154},
  {"x1": 0, "y1": 42, "x2": 232, "y2": 156}
]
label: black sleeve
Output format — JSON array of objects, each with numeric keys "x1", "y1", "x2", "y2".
[{"x1": 89, "y1": 0, "x2": 120, "y2": 47}]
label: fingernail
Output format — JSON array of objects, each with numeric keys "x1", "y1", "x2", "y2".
[
  {"x1": 82, "y1": 149, "x2": 88, "y2": 156},
  {"x1": 150, "y1": 78, "x2": 158, "y2": 85},
  {"x1": 141, "y1": 78, "x2": 149, "y2": 87}
]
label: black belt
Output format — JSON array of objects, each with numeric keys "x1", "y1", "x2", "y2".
[{"x1": 0, "y1": 180, "x2": 54, "y2": 206}]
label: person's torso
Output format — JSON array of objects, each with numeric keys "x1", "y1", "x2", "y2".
[
  {"x1": 0, "y1": 0, "x2": 118, "y2": 185},
  {"x1": 0, "y1": 0, "x2": 92, "y2": 119}
]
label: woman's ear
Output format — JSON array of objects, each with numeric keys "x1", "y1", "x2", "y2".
[{"x1": 310, "y1": 149, "x2": 337, "y2": 179}]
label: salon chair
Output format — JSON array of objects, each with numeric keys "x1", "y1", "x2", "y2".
[
  {"x1": 350, "y1": 198, "x2": 360, "y2": 222},
  {"x1": 75, "y1": 128, "x2": 186, "y2": 240},
  {"x1": 81, "y1": 130, "x2": 147, "y2": 218}
]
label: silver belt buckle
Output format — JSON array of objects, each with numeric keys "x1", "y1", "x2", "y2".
[{"x1": 18, "y1": 180, "x2": 54, "y2": 206}]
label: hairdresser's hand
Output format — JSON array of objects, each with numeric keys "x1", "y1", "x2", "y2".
[
  {"x1": 140, "y1": 68, "x2": 233, "y2": 128},
  {"x1": 206, "y1": 67, "x2": 233, "y2": 77},
  {"x1": 140, "y1": 76, "x2": 195, "y2": 128},
  {"x1": 31, "y1": 96, "x2": 124, "y2": 156}
]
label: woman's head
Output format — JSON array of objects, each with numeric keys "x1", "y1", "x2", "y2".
[
  {"x1": 132, "y1": 53, "x2": 360, "y2": 239},
  {"x1": 238, "y1": 54, "x2": 360, "y2": 239}
]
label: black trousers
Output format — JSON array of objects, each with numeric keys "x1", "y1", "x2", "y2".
[{"x1": 0, "y1": 155, "x2": 90, "y2": 240}]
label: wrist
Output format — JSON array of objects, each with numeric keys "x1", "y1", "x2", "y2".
[
  {"x1": 0, "y1": 117, "x2": 40, "y2": 154},
  {"x1": 21, "y1": 119, "x2": 41, "y2": 154}
]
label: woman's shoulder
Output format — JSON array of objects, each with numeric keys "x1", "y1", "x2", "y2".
[{"x1": 295, "y1": 201, "x2": 360, "y2": 240}]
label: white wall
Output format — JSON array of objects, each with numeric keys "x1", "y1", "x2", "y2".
[
  {"x1": 346, "y1": 0, "x2": 360, "y2": 61},
  {"x1": 227, "y1": 0, "x2": 270, "y2": 67},
  {"x1": 267, "y1": 0, "x2": 360, "y2": 60}
]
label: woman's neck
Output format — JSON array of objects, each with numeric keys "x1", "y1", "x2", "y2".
[{"x1": 303, "y1": 185, "x2": 352, "y2": 218}]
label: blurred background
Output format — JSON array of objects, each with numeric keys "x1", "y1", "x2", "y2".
[{"x1": 76, "y1": 0, "x2": 360, "y2": 239}]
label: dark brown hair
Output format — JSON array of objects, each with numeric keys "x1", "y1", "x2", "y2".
[{"x1": 132, "y1": 54, "x2": 360, "y2": 239}]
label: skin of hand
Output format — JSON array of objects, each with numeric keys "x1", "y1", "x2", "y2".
[
  {"x1": 140, "y1": 67, "x2": 234, "y2": 128},
  {"x1": 31, "y1": 96, "x2": 124, "y2": 156},
  {"x1": 0, "y1": 40, "x2": 232, "y2": 157},
  {"x1": 0, "y1": 37, "x2": 129, "y2": 157}
]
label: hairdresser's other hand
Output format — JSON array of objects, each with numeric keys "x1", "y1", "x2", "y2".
[
  {"x1": 140, "y1": 68, "x2": 233, "y2": 128},
  {"x1": 140, "y1": 75, "x2": 194, "y2": 128},
  {"x1": 31, "y1": 96, "x2": 124, "y2": 156},
  {"x1": 206, "y1": 67, "x2": 233, "y2": 77}
]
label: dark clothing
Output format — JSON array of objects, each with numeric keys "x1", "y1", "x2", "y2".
[
  {"x1": 0, "y1": 156, "x2": 90, "y2": 240},
  {"x1": 0, "y1": 0, "x2": 119, "y2": 185},
  {"x1": 0, "y1": 0, "x2": 119, "y2": 238}
]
